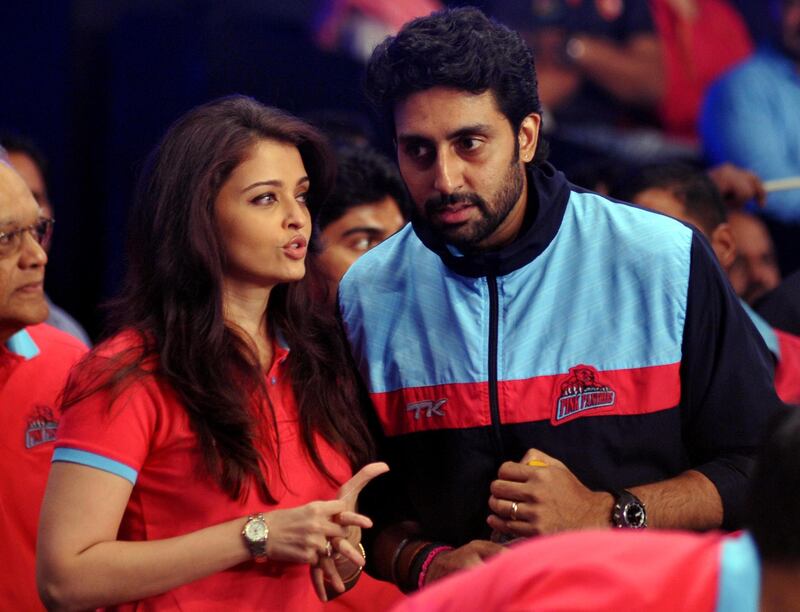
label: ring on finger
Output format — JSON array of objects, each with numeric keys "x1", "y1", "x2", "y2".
[
  {"x1": 325, "y1": 540, "x2": 333, "y2": 558},
  {"x1": 510, "y1": 501, "x2": 519, "y2": 521}
]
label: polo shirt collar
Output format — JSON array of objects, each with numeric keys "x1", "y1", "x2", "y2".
[
  {"x1": 716, "y1": 532, "x2": 760, "y2": 612},
  {"x1": 4, "y1": 328, "x2": 40, "y2": 360}
]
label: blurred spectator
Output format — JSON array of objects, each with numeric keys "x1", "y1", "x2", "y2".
[
  {"x1": 315, "y1": 146, "x2": 409, "y2": 303},
  {"x1": 0, "y1": 159, "x2": 87, "y2": 611},
  {"x1": 727, "y1": 210, "x2": 782, "y2": 306},
  {"x1": 315, "y1": 0, "x2": 442, "y2": 62},
  {"x1": 757, "y1": 270, "x2": 800, "y2": 336},
  {"x1": 614, "y1": 162, "x2": 800, "y2": 404},
  {"x1": 489, "y1": 0, "x2": 686, "y2": 168},
  {"x1": 651, "y1": 0, "x2": 753, "y2": 143},
  {"x1": 700, "y1": 0, "x2": 800, "y2": 226},
  {"x1": 0, "y1": 134, "x2": 91, "y2": 346}
]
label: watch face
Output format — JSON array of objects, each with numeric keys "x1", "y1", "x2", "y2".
[
  {"x1": 623, "y1": 502, "x2": 646, "y2": 528},
  {"x1": 245, "y1": 520, "x2": 266, "y2": 540}
]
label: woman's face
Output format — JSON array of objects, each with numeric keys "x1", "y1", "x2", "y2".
[{"x1": 215, "y1": 139, "x2": 312, "y2": 292}]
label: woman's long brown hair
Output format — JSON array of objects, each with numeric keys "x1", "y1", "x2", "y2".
[{"x1": 61, "y1": 96, "x2": 374, "y2": 501}]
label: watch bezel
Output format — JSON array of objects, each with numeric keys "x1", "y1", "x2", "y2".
[{"x1": 612, "y1": 490, "x2": 647, "y2": 529}]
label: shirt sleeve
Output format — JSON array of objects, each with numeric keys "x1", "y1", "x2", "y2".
[
  {"x1": 680, "y1": 231, "x2": 788, "y2": 528},
  {"x1": 54, "y1": 379, "x2": 160, "y2": 485}
]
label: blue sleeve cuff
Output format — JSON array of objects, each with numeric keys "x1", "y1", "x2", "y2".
[{"x1": 52, "y1": 447, "x2": 138, "y2": 485}]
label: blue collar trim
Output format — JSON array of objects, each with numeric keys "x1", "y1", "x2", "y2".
[
  {"x1": 716, "y1": 533, "x2": 760, "y2": 612},
  {"x1": 5, "y1": 328, "x2": 40, "y2": 359},
  {"x1": 741, "y1": 300, "x2": 780, "y2": 359}
]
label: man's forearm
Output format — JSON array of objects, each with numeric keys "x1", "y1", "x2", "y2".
[{"x1": 629, "y1": 469, "x2": 724, "y2": 530}]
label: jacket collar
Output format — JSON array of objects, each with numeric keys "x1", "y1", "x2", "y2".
[{"x1": 411, "y1": 162, "x2": 572, "y2": 278}]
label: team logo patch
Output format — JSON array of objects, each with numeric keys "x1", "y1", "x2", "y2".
[
  {"x1": 554, "y1": 365, "x2": 616, "y2": 423},
  {"x1": 406, "y1": 398, "x2": 447, "y2": 420},
  {"x1": 25, "y1": 405, "x2": 58, "y2": 448}
]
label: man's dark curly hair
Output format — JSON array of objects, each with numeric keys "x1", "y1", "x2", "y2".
[
  {"x1": 317, "y1": 145, "x2": 411, "y2": 232},
  {"x1": 365, "y1": 7, "x2": 547, "y2": 163}
]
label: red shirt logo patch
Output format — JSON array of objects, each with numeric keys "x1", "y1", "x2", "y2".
[
  {"x1": 25, "y1": 405, "x2": 58, "y2": 448},
  {"x1": 554, "y1": 365, "x2": 616, "y2": 424}
]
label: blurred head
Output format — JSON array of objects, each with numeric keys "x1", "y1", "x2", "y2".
[
  {"x1": 0, "y1": 135, "x2": 53, "y2": 221},
  {"x1": 365, "y1": 9, "x2": 543, "y2": 251},
  {"x1": 126, "y1": 95, "x2": 334, "y2": 323},
  {"x1": 779, "y1": 0, "x2": 800, "y2": 62},
  {"x1": 316, "y1": 146, "x2": 409, "y2": 298},
  {"x1": 727, "y1": 211, "x2": 781, "y2": 305},
  {"x1": 616, "y1": 163, "x2": 736, "y2": 270},
  {"x1": 748, "y1": 409, "x2": 800, "y2": 566},
  {"x1": 0, "y1": 161, "x2": 49, "y2": 342}
]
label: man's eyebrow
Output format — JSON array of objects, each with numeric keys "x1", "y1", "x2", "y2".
[
  {"x1": 241, "y1": 176, "x2": 309, "y2": 193},
  {"x1": 397, "y1": 124, "x2": 493, "y2": 143},
  {"x1": 340, "y1": 226, "x2": 384, "y2": 238}
]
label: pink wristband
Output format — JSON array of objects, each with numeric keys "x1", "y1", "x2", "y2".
[{"x1": 417, "y1": 545, "x2": 453, "y2": 589}]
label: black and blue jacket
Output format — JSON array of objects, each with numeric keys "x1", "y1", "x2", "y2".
[{"x1": 338, "y1": 162, "x2": 784, "y2": 543}]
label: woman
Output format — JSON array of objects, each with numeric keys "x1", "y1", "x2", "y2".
[{"x1": 36, "y1": 96, "x2": 386, "y2": 610}]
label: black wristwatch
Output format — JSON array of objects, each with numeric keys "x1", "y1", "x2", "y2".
[{"x1": 611, "y1": 490, "x2": 647, "y2": 528}]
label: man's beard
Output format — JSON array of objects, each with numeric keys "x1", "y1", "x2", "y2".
[{"x1": 419, "y1": 160, "x2": 525, "y2": 252}]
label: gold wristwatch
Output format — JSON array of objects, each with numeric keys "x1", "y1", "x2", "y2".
[{"x1": 242, "y1": 513, "x2": 269, "y2": 562}]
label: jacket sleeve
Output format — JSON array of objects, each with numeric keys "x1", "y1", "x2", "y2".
[{"x1": 680, "y1": 231, "x2": 789, "y2": 529}]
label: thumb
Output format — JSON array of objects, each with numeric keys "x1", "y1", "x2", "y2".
[
  {"x1": 520, "y1": 448, "x2": 560, "y2": 467},
  {"x1": 338, "y1": 462, "x2": 390, "y2": 502}
]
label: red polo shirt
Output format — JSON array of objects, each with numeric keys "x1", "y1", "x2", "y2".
[
  {"x1": 0, "y1": 324, "x2": 87, "y2": 611},
  {"x1": 54, "y1": 331, "x2": 354, "y2": 611}
]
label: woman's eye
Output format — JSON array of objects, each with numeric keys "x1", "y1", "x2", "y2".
[
  {"x1": 252, "y1": 193, "x2": 276, "y2": 205},
  {"x1": 296, "y1": 191, "x2": 309, "y2": 205}
]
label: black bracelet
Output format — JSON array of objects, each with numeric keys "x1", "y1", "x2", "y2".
[{"x1": 405, "y1": 542, "x2": 444, "y2": 593}]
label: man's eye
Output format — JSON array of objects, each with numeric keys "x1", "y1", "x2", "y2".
[
  {"x1": 351, "y1": 237, "x2": 371, "y2": 252},
  {"x1": 459, "y1": 137, "x2": 482, "y2": 152},
  {"x1": 405, "y1": 143, "x2": 432, "y2": 161}
]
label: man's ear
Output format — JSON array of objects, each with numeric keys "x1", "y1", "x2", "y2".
[
  {"x1": 518, "y1": 113, "x2": 541, "y2": 163},
  {"x1": 710, "y1": 222, "x2": 737, "y2": 271}
]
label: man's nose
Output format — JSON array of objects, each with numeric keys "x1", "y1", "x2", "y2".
[{"x1": 433, "y1": 151, "x2": 464, "y2": 195}]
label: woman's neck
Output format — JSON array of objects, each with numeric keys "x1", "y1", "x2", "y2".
[{"x1": 222, "y1": 281, "x2": 274, "y2": 368}]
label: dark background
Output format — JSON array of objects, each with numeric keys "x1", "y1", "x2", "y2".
[{"x1": 0, "y1": 1, "x2": 769, "y2": 340}]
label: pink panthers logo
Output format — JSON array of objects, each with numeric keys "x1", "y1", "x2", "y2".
[
  {"x1": 554, "y1": 365, "x2": 616, "y2": 424},
  {"x1": 25, "y1": 404, "x2": 58, "y2": 448}
]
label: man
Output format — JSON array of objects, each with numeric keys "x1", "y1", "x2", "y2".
[
  {"x1": 0, "y1": 155, "x2": 87, "y2": 610},
  {"x1": 315, "y1": 145, "x2": 409, "y2": 302},
  {"x1": 614, "y1": 163, "x2": 800, "y2": 404},
  {"x1": 726, "y1": 210, "x2": 782, "y2": 306},
  {"x1": 393, "y1": 409, "x2": 800, "y2": 611},
  {"x1": 0, "y1": 134, "x2": 91, "y2": 346},
  {"x1": 337, "y1": 7, "x2": 785, "y2": 591}
]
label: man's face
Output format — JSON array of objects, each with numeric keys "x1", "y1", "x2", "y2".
[
  {"x1": 0, "y1": 163, "x2": 49, "y2": 341},
  {"x1": 781, "y1": 0, "x2": 800, "y2": 62},
  {"x1": 394, "y1": 87, "x2": 539, "y2": 252},
  {"x1": 727, "y1": 211, "x2": 781, "y2": 304},
  {"x1": 317, "y1": 196, "x2": 406, "y2": 299}
]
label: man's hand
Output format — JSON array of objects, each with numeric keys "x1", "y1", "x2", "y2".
[
  {"x1": 487, "y1": 449, "x2": 613, "y2": 537},
  {"x1": 422, "y1": 540, "x2": 504, "y2": 586},
  {"x1": 707, "y1": 163, "x2": 766, "y2": 209}
]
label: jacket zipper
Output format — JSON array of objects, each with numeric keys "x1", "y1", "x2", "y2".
[{"x1": 488, "y1": 275, "x2": 504, "y2": 454}]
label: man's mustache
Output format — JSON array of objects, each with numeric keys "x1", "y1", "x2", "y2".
[{"x1": 425, "y1": 192, "x2": 485, "y2": 212}]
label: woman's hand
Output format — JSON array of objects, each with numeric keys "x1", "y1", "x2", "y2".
[
  {"x1": 310, "y1": 462, "x2": 390, "y2": 600},
  {"x1": 263, "y1": 499, "x2": 372, "y2": 566}
]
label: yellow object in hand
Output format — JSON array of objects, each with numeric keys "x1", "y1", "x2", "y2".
[{"x1": 526, "y1": 459, "x2": 547, "y2": 467}]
